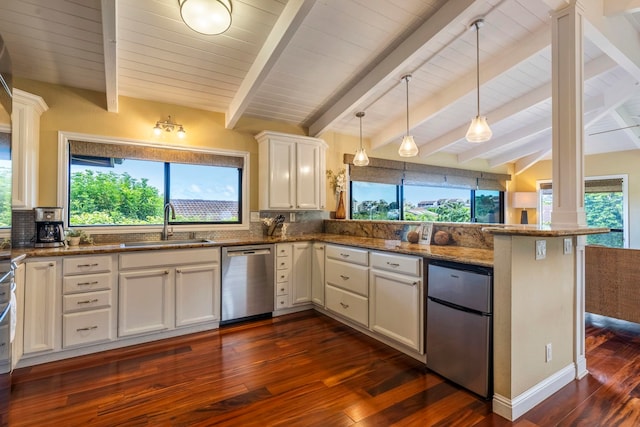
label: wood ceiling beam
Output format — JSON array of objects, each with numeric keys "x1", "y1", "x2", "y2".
[
  {"x1": 307, "y1": 0, "x2": 483, "y2": 137},
  {"x1": 101, "y1": 0, "x2": 118, "y2": 113},
  {"x1": 370, "y1": 22, "x2": 552, "y2": 150},
  {"x1": 514, "y1": 149, "x2": 550, "y2": 175},
  {"x1": 225, "y1": 0, "x2": 315, "y2": 129},
  {"x1": 610, "y1": 107, "x2": 640, "y2": 148}
]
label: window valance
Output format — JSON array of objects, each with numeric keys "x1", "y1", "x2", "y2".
[
  {"x1": 69, "y1": 140, "x2": 244, "y2": 169},
  {"x1": 344, "y1": 154, "x2": 510, "y2": 191}
]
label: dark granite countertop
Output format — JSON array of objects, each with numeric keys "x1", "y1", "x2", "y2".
[{"x1": 13, "y1": 232, "x2": 494, "y2": 267}]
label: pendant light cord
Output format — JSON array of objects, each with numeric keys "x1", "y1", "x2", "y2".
[
  {"x1": 405, "y1": 75, "x2": 410, "y2": 136},
  {"x1": 475, "y1": 21, "x2": 480, "y2": 117}
]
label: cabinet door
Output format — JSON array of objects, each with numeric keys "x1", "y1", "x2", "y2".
[
  {"x1": 295, "y1": 143, "x2": 320, "y2": 209},
  {"x1": 291, "y1": 243, "x2": 312, "y2": 305},
  {"x1": 118, "y1": 268, "x2": 173, "y2": 337},
  {"x1": 268, "y1": 139, "x2": 296, "y2": 209},
  {"x1": 175, "y1": 263, "x2": 220, "y2": 327},
  {"x1": 24, "y1": 261, "x2": 58, "y2": 354},
  {"x1": 311, "y1": 243, "x2": 325, "y2": 306},
  {"x1": 369, "y1": 269, "x2": 423, "y2": 353},
  {"x1": 12, "y1": 263, "x2": 25, "y2": 367}
]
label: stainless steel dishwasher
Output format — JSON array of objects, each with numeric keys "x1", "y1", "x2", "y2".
[
  {"x1": 221, "y1": 245, "x2": 274, "y2": 324},
  {"x1": 426, "y1": 260, "x2": 493, "y2": 398}
]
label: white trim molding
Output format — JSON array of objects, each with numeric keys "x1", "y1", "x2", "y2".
[{"x1": 492, "y1": 363, "x2": 576, "y2": 421}]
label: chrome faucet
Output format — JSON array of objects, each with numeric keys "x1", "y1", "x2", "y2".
[{"x1": 162, "y1": 202, "x2": 176, "y2": 240}]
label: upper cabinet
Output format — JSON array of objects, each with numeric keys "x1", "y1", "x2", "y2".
[
  {"x1": 256, "y1": 131, "x2": 326, "y2": 211},
  {"x1": 12, "y1": 89, "x2": 48, "y2": 209}
]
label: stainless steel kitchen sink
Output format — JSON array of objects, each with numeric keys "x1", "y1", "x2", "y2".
[{"x1": 120, "y1": 239, "x2": 213, "y2": 248}]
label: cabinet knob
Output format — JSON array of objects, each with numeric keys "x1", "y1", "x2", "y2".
[
  {"x1": 176, "y1": 269, "x2": 182, "y2": 274},
  {"x1": 164, "y1": 270, "x2": 170, "y2": 275},
  {"x1": 48, "y1": 263, "x2": 55, "y2": 267}
]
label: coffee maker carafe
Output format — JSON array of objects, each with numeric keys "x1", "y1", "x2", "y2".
[{"x1": 34, "y1": 207, "x2": 65, "y2": 248}]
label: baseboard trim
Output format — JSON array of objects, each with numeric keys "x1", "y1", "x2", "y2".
[{"x1": 493, "y1": 363, "x2": 576, "y2": 421}]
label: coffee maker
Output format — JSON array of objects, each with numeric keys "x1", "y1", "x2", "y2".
[{"x1": 34, "y1": 207, "x2": 65, "y2": 248}]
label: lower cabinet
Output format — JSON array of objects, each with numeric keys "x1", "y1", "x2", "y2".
[
  {"x1": 275, "y1": 242, "x2": 312, "y2": 310},
  {"x1": 118, "y1": 248, "x2": 220, "y2": 338},
  {"x1": 12, "y1": 262, "x2": 25, "y2": 368},
  {"x1": 24, "y1": 260, "x2": 59, "y2": 355},
  {"x1": 311, "y1": 242, "x2": 325, "y2": 306}
]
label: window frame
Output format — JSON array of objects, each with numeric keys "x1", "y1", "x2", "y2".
[
  {"x1": 0, "y1": 124, "x2": 10, "y2": 239},
  {"x1": 57, "y1": 131, "x2": 250, "y2": 234},
  {"x1": 536, "y1": 174, "x2": 628, "y2": 248}
]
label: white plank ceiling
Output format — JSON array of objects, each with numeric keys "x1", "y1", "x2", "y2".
[{"x1": 1, "y1": 0, "x2": 640, "y2": 174}]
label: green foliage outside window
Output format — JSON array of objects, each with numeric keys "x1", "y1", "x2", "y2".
[
  {"x1": 0, "y1": 166, "x2": 11, "y2": 227},
  {"x1": 585, "y1": 192, "x2": 624, "y2": 247},
  {"x1": 70, "y1": 170, "x2": 164, "y2": 225}
]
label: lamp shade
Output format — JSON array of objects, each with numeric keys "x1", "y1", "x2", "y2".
[
  {"x1": 512, "y1": 192, "x2": 538, "y2": 209},
  {"x1": 465, "y1": 115, "x2": 492, "y2": 143},
  {"x1": 179, "y1": 0, "x2": 232, "y2": 35},
  {"x1": 398, "y1": 135, "x2": 419, "y2": 157}
]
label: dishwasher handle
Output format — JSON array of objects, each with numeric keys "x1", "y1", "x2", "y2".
[{"x1": 226, "y1": 249, "x2": 272, "y2": 257}]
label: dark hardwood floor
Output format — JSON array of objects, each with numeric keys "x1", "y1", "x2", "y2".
[{"x1": 5, "y1": 310, "x2": 640, "y2": 426}]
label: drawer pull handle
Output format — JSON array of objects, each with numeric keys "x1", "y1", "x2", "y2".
[
  {"x1": 280, "y1": 287, "x2": 285, "y2": 292},
  {"x1": 164, "y1": 270, "x2": 170, "y2": 275},
  {"x1": 340, "y1": 302, "x2": 349, "y2": 309},
  {"x1": 280, "y1": 262, "x2": 286, "y2": 266},
  {"x1": 77, "y1": 263, "x2": 99, "y2": 268},
  {"x1": 77, "y1": 299, "x2": 99, "y2": 305},
  {"x1": 76, "y1": 326, "x2": 98, "y2": 332},
  {"x1": 280, "y1": 300, "x2": 285, "y2": 305},
  {"x1": 412, "y1": 281, "x2": 418, "y2": 286},
  {"x1": 78, "y1": 281, "x2": 99, "y2": 286},
  {"x1": 387, "y1": 262, "x2": 400, "y2": 267},
  {"x1": 340, "y1": 253, "x2": 350, "y2": 258},
  {"x1": 49, "y1": 263, "x2": 55, "y2": 267},
  {"x1": 450, "y1": 274, "x2": 459, "y2": 279},
  {"x1": 339, "y1": 274, "x2": 349, "y2": 280}
]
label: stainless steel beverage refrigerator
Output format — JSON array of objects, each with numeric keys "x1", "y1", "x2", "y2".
[{"x1": 0, "y1": 32, "x2": 13, "y2": 426}]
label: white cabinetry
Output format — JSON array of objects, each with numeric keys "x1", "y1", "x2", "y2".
[
  {"x1": 311, "y1": 243, "x2": 325, "y2": 306},
  {"x1": 370, "y1": 252, "x2": 423, "y2": 353},
  {"x1": 256, "y1": 131, "x2": 327, "y2": 211},
  {"x1": 118, "y1": 248, "x2": 219, "y2": 338},
  {"x1": 62, "y1": 255, "x2": 116, "y2": 348},
  {"x1": 325, "y1": 245, "x2": 369, "y2": 327},
  {"x1": 275, "y1": 242, "x2": 312, "y2": 310},
  {"x1": 11, "y1": 89, "x2": 48, "y2": 209},
  {"x1": 24, "y1": 260, "x2": 59, "y2": 354},
  {"x1": 12, "y1": 262, "x2": 25, "y2": 368}
]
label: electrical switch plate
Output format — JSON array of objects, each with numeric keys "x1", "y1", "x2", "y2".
[
  {"x1": 250, "y1": 211, "x2": 260, "y2": 222},
  {"x1": 545, "y1": 343, "x2": 552, "y2": 362},
  {"x1": 535, "y1": 240, "x2": 546, "y2": 260},
  {"x1": 563, "y1": 238, "x2": 572, "y2": 255},
  {"x1": 290, "y1": 212, "x2": 296, "y2": 222}
]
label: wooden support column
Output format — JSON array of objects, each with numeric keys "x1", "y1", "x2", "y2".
[{"x1": 550, "y1": 0, "x2": 588, "y2": 380}]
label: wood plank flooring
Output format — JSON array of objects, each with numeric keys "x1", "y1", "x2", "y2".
[{"x1": 5, "y1": 310, "x2": 640, "y2": 426}]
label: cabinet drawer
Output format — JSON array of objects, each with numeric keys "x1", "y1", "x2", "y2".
[
  {"x1": 371, "y1": 251, "x2": 422, "y2": 276},
  {"x1": 276, "y1": 244, "x2": 291, "y2": 257},
  {"x1": 63, "y1": 272, "x2": 112, "y2": 294},
  {"x1": 63, "y1": 255, "x2": 112, "y2": 275},
  {"x1": 63, "y1": 309, "x2": 112, "y2": 348},
  {"x1": 326, "y1": 285, "x2": 368, "y2": 327},
  {"x1": 276, "y1": 282, "x2": 289, "y2": 296},
  {"x1": 276, "y1": 295, "x2": 289, "y2": 309},
  {"x1": 276, "y1": 268, "x2": 290, "y2": 283},
  {"x1": 326, "y1": 258, "x2": 368, "y2": 296},
  {"x1": 276, "y1": 257, "x2": 291, "y2": 270},
  {"x1": 326, "y1": 245, "x2": 368, "y2": 266},
  {"x1": 63, "y1": 290, "x2": 111, "y2": 313}
]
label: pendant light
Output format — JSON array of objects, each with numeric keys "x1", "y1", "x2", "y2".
[
  {"x1": 353, "y1": 111, "x2": 369, "y2": 166},
  {"x1": 465, "y1": 18, "x2": 492, "y2": 143},
  {"x1": 398, "y1": 74, "x2": 419, "y2": 157}
]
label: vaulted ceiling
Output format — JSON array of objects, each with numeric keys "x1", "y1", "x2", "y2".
[{"x1": 2, "y1": 0, "x2": 640, "y2": 174}]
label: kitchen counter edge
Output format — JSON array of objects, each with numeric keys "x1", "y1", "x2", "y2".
[{"x1": 13, "y1": 233, "x2": 494, "y2": 268}]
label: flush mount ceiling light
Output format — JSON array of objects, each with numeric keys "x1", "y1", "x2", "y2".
[
  {"x1": 154, "y1": 116, "x2": 186, "y2": 139},
  {"x1": 398, "y1": 74, "x2": 419, "y2": 157},
  {"x1": 353, "y1": 111, "x2": 370, "y2": 166},
  {"x1": 465, "y1": 18, "x2": 492, "y2": 143},
  {"x1": 178, "y1": 0, "x2": 232, "y2": 35}
]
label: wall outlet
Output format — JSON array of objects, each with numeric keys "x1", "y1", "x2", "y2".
[
  {"x1": 545, "y1": 343, "x2": 552, "y2": 362},
  {"x1": 290, "y1": 212, "x2": 296, "y2": 222},
  {"x1": 250, "y1": 211, "x2": 260, "y2": 222},
  {"x1": 535, "y1": 240, "x2": 546, "y2": 260},
  {"x1": 564, "y1": 238, "x2": 572, "y2": 255}
]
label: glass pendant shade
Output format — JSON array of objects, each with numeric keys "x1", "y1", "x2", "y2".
[
  {"x1": 353, "y1": 148, "x2": 369, "y2": 166},
  {"x1": 465, "y1": 115, "x2": 492, "y2": 143},
  {"x1": 179, "y1": 0, "x2": 232, "y2": 35},
  {"x1": 398, "y1": 135, "x2": 419, "y2": 157}
]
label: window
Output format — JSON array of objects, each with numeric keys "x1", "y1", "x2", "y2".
[
  {"x1": 0, "y1": 131, "x2": 10, "y2": 229},
  {"x1": 349, "y1": 181, "x2": 504, "y2": 223},
  {"x1": 538, "y1": 176, "x2": 627, "y2": 248},
  {"x1": 59, "y1": 132, "x2": 249, "y2": 232}
]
